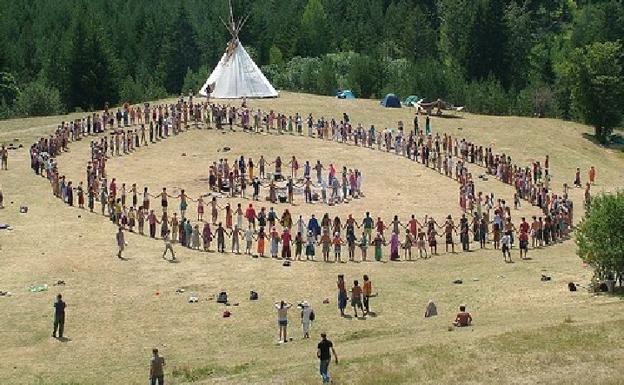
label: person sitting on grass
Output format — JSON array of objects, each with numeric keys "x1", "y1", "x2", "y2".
[{"x1": 453, "y1": 305, "x2": 473, "y2": 327}]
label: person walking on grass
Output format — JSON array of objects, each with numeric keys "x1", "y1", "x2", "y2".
[
  {"x1": 162, "y1": 229, "x2": 175, "y2": 261},
  {"x1": 275, "y1": 300, "x2": 292, "y2": 344},
  {"x1": 116, "y1": 227, "x2": 125, "y2": 259},
  {"x1": 300, "y1": 301, "x2": 314, "y2": 339},
  {"x1": 52, "y1": 294, "x2": 66, "y2": 338},
  {"x1": 149, "y1": 348, "x2": 166, "y2": 385},
  {"x1": 317, "y1": 333, "x2": 338, "y2": 384}
]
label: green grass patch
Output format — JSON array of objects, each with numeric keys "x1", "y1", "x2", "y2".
[
  {"x1": 171, "y1": 362, "x2": 254, "y2": 382},
  {"x1": 485, "y1": 321, "x2": 612, "y2": 355}
]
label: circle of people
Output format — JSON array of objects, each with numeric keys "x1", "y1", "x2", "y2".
[{"x1": 28, "y1": 95, "x2": 591, "y2": 263}]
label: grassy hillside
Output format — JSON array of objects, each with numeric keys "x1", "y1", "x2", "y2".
[{"x1": 0, "y1": 92, "x2": 623, "y2": 385}]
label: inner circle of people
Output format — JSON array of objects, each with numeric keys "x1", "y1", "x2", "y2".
[{"x1": 29, "y1": 94, "x2": 586, "y2": 264}]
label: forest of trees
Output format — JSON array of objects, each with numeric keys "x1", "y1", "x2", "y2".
[{"x1": 0, "y1": 0, "x2": 622, "y2": 140}]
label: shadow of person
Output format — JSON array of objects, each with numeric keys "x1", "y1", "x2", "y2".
[
  {"x1": 342, "y1": 314, "x2": 353, "y2": 319},
  {"x1": 57, "y1": 336, "x2": 72, "y2": 343},
  {"x1": 366, "y1": 311, "x2": 378, "y2": 317}
]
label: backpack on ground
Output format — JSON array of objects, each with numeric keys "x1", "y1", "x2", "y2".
[{"x1": 217, "y1": 291, "x2": 228, "y2": 304}]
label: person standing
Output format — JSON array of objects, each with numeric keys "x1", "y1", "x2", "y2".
[
  {"x1": 351, "y1": 280, "x2": 364, "y2": 317},
  {"x1": 162, "y1": 229, "x2": 175, "y2": 261},
  {"x1": 317, "y1": 333, "x2": 338, "y2": 384},
  {"x1": 116, "y1": 227, "x2": 125, "y2": 259},
  {"x1": 300, "y1": 301, "x2": 314, "y2": 339},
  {"x1": 588, "y1": 166, "x2": 596, "y2": 185},
  {"x1": 52, "y1": 294, "x2": 66, "y2": 338},
  {"x1": 362, "y1": 275, "x2": 372, "y2": 315},
  {"x1": 337, "y1": 275, "x2": 347, "y2": 317},
  {"x1": 275, "y1": 300, "x2": 292, "y2": 344},
  {"x1": 0, "y1": 145, "x2": 8, "y2": 170},
  {"x1": 149, "y1": 348, "x2": 166, "y2": 385}
]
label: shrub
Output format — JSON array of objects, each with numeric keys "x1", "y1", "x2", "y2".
[
  {"x1": 13, "y1": 78, "x2": 64, "y2": 117},
  {"x1": 576, "y1": 191, "x2": 624, "y2": 283}
]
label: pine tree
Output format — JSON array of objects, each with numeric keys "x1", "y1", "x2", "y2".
[
  {"x1": 158, "y1": 2, "x2": 200, "y2": 94},
  {"x1": 66, "y1": 19, "x2": 120, "y2": 110},
  {"x1": 301, "y1": 0, "x2": 329, "y2": 57}
]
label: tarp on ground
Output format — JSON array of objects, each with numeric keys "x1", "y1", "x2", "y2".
[{"x1": 336, "y1": 90, "x2": 355, "y2": 99}]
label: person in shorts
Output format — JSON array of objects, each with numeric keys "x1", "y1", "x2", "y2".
[
  {"x1": 275, "y1": 300, "x2": 292, "y2": 343},
  {"x1": 501, "y1": 233, "x2": 511, "y2": 262}
]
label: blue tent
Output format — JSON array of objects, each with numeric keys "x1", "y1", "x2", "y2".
[
  {"x1": 337, "y1": 90, "x2": 355, "y2": 99},
  {"x1": 381, "y1": 93, "x2": 401, "y2": 108}
]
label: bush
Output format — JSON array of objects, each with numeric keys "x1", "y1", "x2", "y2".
[
  {"x1": 181, "y1": 66, "x2": 210, "y2": 95},
  {"x1": 13, "y1": 78, "x2": 64, "y2": 117},
  {"x1": 0, "y1": 71, "x2": 19, "y2": 104},
  {"x1": 119, "y1": 75, "x2": 144, "y2": 104},
  {"x1": 347, "y1": 54, "x2": 383, "y2": 98},
  {"x1": 576, "y1": 191, "x2": 624, "y2": 282},
  {"x1": 463, "y1": 76, "x2": 510, "y2": 115}
]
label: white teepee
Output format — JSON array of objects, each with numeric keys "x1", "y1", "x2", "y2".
[{"x1": 199, "y1": 1, "x2": 278, "y2": 99}]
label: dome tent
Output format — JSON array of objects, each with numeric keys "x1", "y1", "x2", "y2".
[{"x1": 381, "y1": 93, "x2": 401, "y2": 108}]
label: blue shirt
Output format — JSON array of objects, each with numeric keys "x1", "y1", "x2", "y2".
[{"x1": 308, "y1": 218, "x2": 320, "y2": 235}]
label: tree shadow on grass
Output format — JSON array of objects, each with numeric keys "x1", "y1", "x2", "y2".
[{"x1": 582, "y1": 132, "x2": 624, "y2": 150}]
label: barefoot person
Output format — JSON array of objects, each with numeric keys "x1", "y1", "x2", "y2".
[{"x1": 317, "y1": 333, "x2": 338, "y2": 384}]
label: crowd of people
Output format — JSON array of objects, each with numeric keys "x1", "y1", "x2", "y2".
[
  {"x1": 23, "y1": 95, "x2": 601, "y2": 385},
  {"x1": 26, "y1": 95, "x2": 591, "y2": 263}
]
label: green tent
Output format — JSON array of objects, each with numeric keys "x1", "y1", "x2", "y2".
[{"x1": 403, "y1": 95, "x2": 420, "y2": 106}]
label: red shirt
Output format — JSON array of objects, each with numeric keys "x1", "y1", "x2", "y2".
[
  {"x1": 281, "y1": 232, "x2": 291, "y2": 248},
  {"x1": 519, "y1": 222, "x2": 529, "y2": 241},
  {"x1": 455, "y1": 312, "x2": 472, "y2": 326}
]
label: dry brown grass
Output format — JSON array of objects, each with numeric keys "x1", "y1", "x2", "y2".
[{"x1": 0, "y1": 92, "x2": 623, "y2": 385}]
